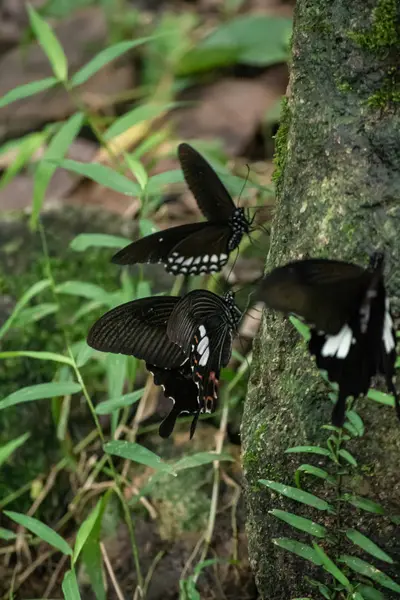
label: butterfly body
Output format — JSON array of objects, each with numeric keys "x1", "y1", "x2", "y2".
[
  {"x1": 260, "y1": 253, "x2": 398, "y2": 425},
  {"x1": 111, "y1": 144, "x2": 250, "y2": 276}
]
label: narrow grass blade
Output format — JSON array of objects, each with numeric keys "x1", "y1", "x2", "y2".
[
  {"x1": 0, "y1": 77, "x2": 58, "y2": 109},
  {"x1": 104, "y1": 441, "x2": 175, "y2": 474},
  {"x1": 0, "y1": 279, "x2": 50, "y2": 340},
  {"x1": 62, "y1": 569, "x2": 82, "y2": 599},
  {"x1": 0, "y1": 433, "x2": 31, "y2": 468},
  {"x1": 346, "y1": 530, "x2": 393, "y2": 564},
  {"x1": 269, "y1": 509, "x2": 326, "y2": 538},
  {"x1": 4, "y1": 511, "x2": 72, "y2": 555},
  {"x1": 0, "y1": 382, "x2": 82, "y2": 411},
  {"x1": 272, "y1": 538, "x2": 322, "y2": 565},
  {"x1": 259, "y1": 479, "x2": 332, "y2": 511}
]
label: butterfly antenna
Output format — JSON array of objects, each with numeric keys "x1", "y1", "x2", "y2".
[{"x1": 237, "y1": 164, "x2": 251, "y2": 208}]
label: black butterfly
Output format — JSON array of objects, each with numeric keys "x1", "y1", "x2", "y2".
[
  {"x1": 259, "y1": 253, "x2": 398, "y2": 426},
  {"x1": 111, "y1": 143, "x2": 251, "y2": 275},
  {"x1": 87, "y1": 290, "x2": 242, "y2": 437}
]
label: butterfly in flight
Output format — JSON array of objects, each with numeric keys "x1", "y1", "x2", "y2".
[
  {"x1": 111, "y1": 143, "x2": 252, "y2": 276},
  {"x1": 259, "y1": 253, "x2": 398, "y2": 426},
  {"x1": 87, "y1": 291, "x2": 242, "y2": 438}
]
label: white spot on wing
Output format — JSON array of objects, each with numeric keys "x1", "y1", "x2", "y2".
[
  {"x1": 199, "y1": 347, "x2": 210, "y2": 366},
  {"x1": 182, "y1": 257, "x2": 193, "y2": 266},
  {"x1": 202, "y1": 255, "x2": 209, "y2": 263},
  {"x1": 193, "y1": 257, "x2": 201, "y2": 265},
  {"x1": 175, "y1": 256, "x2": 184, "y2": 264},
  {"x1": 383, "y1": 299, "x2": 395, "y2": 353},
  {"x1": 321, "y1": 324, "x2": 353, "y2": 359},
  {"x1": 220, "y1": 253, "x2": 228, "y2": 260},
  {"x1": 197, "y1": 336, "x2": 209, "y2": 355},
  {"x1": 199, "y1": 325, "x2": 206, "y2": 338},
  {"x1": 210, "y1": 255, "x2": 219, "y2": 263}
]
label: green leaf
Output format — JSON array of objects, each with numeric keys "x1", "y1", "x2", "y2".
[
  {"x1": 289, "y1": 316, "x2": 311, "y2": 341},
  {"x1": 139, "y1": 218, "x2": 158, "y2": 237},
  {"x1": 71, "y1": 37, "x2": 154, "y2": 87},
  {"x1": 343, "y1": 495, "x2": 385, "y2": 515},
  {"x1": 14, "y1": 303, "x2": 58, "y2": 327},
  {"x1": 0, "y1": 77, "x2": 58, "y2": 109},
  {"x1": 0, "y1": 433, "x2": 31, "y2": 468},
  {"x1": 340, "y1": 555, "x2": 400, "y2": 593},
  {"x1": 55, "y1": 281, "x2": 110, "y2": 303},
  {"x1": 62, "y1": 569, "x2": 82, "y2": 600},
  {"x1": 176, "y1": 46, "x2": 241, "y2": 76},
  {"x1": 27, "y1": 5, "x2": 68, "y2": 81},
  {"x1": 357, "y1": 585, "x2": 385, "y2": 600},
  {"x1": 95, "y1": 389, "x2": 143, "y2": 414},
  {"x1": 0, "y1": 279, "x2": 51, "y2": 340},
  {"x1": 346, "y1": 410, "x2": 365, "y2": 436},
  {"x1": 53, "y1": 160, "x2": 140, "y2": 196},
  {"x1": 259, "y1": 479, "x2": 332, "y2": 511},
  {"x1": 74, "y1": 342, "x2": 96, "y2": 368},
  {"x1": 367, "y1": 389, "x2": 395, "y2": 407},
  {"x1": 269, "y1": 509, "x2": 326, "y2": 538},
  {"x1": 104, "y1": 441, "x2": 175, "y2": 474},
  {"x1": 201, "y1": 14, "x2": 292, "y2": 66},
  {"x1": 70, "y1": 233, "x2": 131, "y2": 252},
  {"x1": 173, "y1": 452, "x2": 234, "y2": 471},
  {"x1": 73, "y1": 500, "x2": 103, "y2": 564},
  {"x1": 346, "y1": 530, "x2": 393, "y2": 564},
  {"x1": 272, "y1": 538, "x2": 322, "y2": 566},
  {"x1": 31, "y1": 112, "x2": 84, "y2": 229},
  {"x1": 4, "y1": 511, "x2": 72, "y2": 555},
  {"x1": 0, "y1": 527, "x2": 17, "y2": 541},
  {"x1": 124, "y1": 153, "x2": 148, "y2": 190},
  {"x1": 313, "y1": 543, "x2": 350, "y2": 588},
  {"x1": 285, "y1": 446, "x2": 330, "y2": 457},
  {"x1": 0, "y1": 350, "x2": 73, "y2": 366},
  {"x1": 339, "y1": 449, "x2": 357, "y2": 466},
  {"x1": 0, "y1": 132, "x2": 47, "y2": 189},
  {"x1": 105, "y1": 103, "x2": 181, "y2": 141},
  {"x1": 0, "y1": 382, "x2": 81, "y2": 411},
  {"x1": 295, "y1": 464, "x2": 336, "y2": 486},
  {"x1": 146, "y1": 169, "x2": 184, "y2": 195}
]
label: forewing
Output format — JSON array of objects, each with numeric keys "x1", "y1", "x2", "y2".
[
  {"x1": 87, "y1": 297, "x2": 186, "y2": 368},
  {"x1": 260, "y1": 259, "x2": 368, "y2": 334},
  {"x1": 148, "y1": 362, "x2": 200, "y2": 438},
  {"x1": 111, "y1": 223, "x2": 207, "y2": 265},
  {"x1": 178, "y1": 143, "x2": 235, "y2": 221},
  {"x1": 166, "y1": 223, "x2": 232, "y2": 275}
]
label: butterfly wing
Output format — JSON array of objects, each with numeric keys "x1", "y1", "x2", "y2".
[
  {"x1": 111, "y1": 223, "x2": 207, "y2": 265},
  {"x1": 178, "y1": 143, "x2": 236, "y2": 221},
  {"x1": 260, "y1": 259, "x2": 368, "y2": 334},
  {"x1": 87, "y1": 297, "x2": 186, "y2": 368},
  {"x1": 147, "y1": 362, "x2": 201, "y2": 439}
]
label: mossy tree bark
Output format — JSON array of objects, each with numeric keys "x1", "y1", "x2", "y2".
[{"x1": 242, "y1": 0, "x2": 400, "y2": 598}]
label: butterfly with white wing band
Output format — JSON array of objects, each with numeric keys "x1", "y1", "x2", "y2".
[{"x1": 259, "y1": 252, "x2": 399, "y2": 426}]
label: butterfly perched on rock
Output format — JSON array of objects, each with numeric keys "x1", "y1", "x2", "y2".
[
  {"x1": 259, "y1": 252, "x2": 398, "y2": 426},
  {"x1": 111, "y1": 143, "x2": 251, "y2": 275},
  {"x1": 87, "y1": 291, "x2": 242, "y2": 438}
]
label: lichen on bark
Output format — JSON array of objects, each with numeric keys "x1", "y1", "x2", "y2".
[{"x1": 242, "y1": 0, "x2": 400, "y2": 598}]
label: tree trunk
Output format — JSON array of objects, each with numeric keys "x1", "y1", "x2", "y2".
[{"x1": 242, "y1": 0, "x2": 400, "y2": 598}]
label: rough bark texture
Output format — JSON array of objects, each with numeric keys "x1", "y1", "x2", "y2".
[{"x1": 242, "y1": 0, "x2": 400, "y2": 598}]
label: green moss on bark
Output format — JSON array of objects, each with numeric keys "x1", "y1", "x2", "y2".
[{"x1": 272, "y1": 97, "x2": 291, "y2": 195}]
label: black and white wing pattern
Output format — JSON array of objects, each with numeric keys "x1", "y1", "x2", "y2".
[
  {"x1": 147, "y1": 362, "x2": 200, "y2": 439},
  {"x1": 260, "y1": 253, "x2": 398, "y2": 426},
  {"x1": 168, "y1": 290, "x2": 242, "y2": 414},
  {"x1": 111, "y1": 143, "x2": 250, "y2": 276},
  {"x1": 87, "y1": 296, "x2": 185, "y2": 368}
]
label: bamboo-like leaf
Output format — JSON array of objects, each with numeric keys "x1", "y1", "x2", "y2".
[
  {"x1": 5, "y1": 511, "x2": 72, "y2": 555},
  {"x1": 269, "y1": 509, "x2": 326, "y2": 538},
  {"x1": 104, "y1": 441, "x2": 175, "y2": 474},
  {"x1": 70, "y1": 233, "x2": 131, "y2": 252},
  {"x1": 289, "y1": 316, "x2": 311, "y2": 341},
  {"x1": 259, "y1": 479, "x2": 333, "y2": 511},
  {"x1": 104, "y1": 103, "x2": 180, "y2": 140},
  {"x1": 53, "y1": 159, "x2": 140, "y2": 196},
  {"x1": 73, "y1": 500, "x2": 103, "y2": 564},
  {"x1": 295, "y1": 464, "x2": 336, "y2": 486},
  {"x1": 340, "y1": 555, "x2": 400, "y2": 593},
  {"x1": 367, "y1": 389, "x2": 395, "y2": 407},
  {"x1": 0, "y1": 527, "x2": 17, "y2": 540},
  {"x1": 0, "y1": 350, "x2": 73, "y2": 366},
  {"x1": 0, "y1": 77, "x2": 58, "y2": 109},
  {"x1": 0, "y1": 279, "x2": 51, "y2": 340},
  {"x1": 272, "y1": 538, "x2": 322, "y2": 565},
  {"x1": 346, "y1": 410, "x2": 365, "y2": 436},
  {"x1": 62, "y1": 569, "x2": 82, "y2": 600},
  {"x1": 28, "y1": 5, "x2": 68, "y2": 81},
  {"x1": 0, "y1": 382, "x2": 81, "y2": 411},
  {"x1": 31, "y1": 113, "x2": 84, "y2": 229},
  {"x1": 343, "y1": 494, "x2": 385, "y2": 515},
  {"x1": 313, "y1": 543, "x2": 350, "y2": 588},
  {"x1": 0, "y1": 433, "x2": 30, "y2": 468},
  {"x1": 124, "y1": 153, "x2": 148, "y2": 190},
  {"x1": 71, "y1": 37, "x2": 155, "y2": 86},
  {"x1": 14, "y1": 303, "x2": 58, "y2": 327},
  {"x1": 0, "y1": 132, "x2": 47, "y2": 189},
  {"x1": 55, "y1": 281, "x2": 111, "y2": 303},
  {"x1": 346, "y1": 530, "x2": 393, "y2": 564},
  {"x1": 339, "y1": 449, "x2": 357, "y2": 466},
  {"x1": 357, "y1": 585, "x2": 385, "y2": 600},
  {"x1": 285, "y1": 446, "x2": 330, "y2": 457},
  {"x1": 95, "y1": 389, "x2": 143, "y2": 414},
  {"x1": 173, "y1": 452, "x2": 234, "y2": 471}
]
